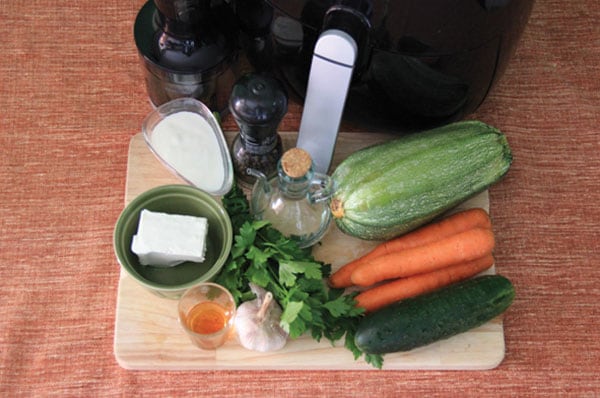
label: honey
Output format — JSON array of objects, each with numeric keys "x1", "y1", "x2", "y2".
[{"x1": 185, "y1": 301, "x2": 229, "y2": 335}]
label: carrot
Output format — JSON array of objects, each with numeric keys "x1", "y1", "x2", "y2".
[
  {"x1": 355, "y1": 254, "x2": 495, "y2": 312},
  {"x1": 328, "y1": 208, "x2": 491, "y2": 288},
  {"x1": 350, "y1": 227, "x2": 495, "y2": 287}
]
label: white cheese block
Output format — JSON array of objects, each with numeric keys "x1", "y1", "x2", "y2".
[{"x1": 131, "y1": 209, "x2": 208, "y2": 267}]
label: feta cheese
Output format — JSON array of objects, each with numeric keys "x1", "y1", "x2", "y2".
[{"x1": 131, "y1": 209, "x2": 208, "y2": 267}]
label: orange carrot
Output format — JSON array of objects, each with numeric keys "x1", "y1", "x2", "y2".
[
  {"x1": 350, "y1": 227, "x2": 495, "y2": 287},
  {"x1": 328, "y1": 208, "x2": 491, "y2": 288},
  {"x1": 355, "y1": 254, "x2": 495, "y2": 312}
]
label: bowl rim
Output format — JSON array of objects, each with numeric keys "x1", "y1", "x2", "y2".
[{"x1": 113, "y1": 184, "x2": 233, "y2": 292}]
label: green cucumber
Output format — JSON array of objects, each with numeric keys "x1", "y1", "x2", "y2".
[
  {"x1": 354, "y1": 275, "x2": 515, "y2": 354},
  {"x1": 331, "y1": 120, "x2": 512, "y2": 240}
]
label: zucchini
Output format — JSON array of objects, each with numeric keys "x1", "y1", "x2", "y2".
[
  {"x1": 354, "y1": 275, "x2": 515, "y2": 354},
  {"x1": 331, "y1": 120, "x2": 512, "y2": 240}
]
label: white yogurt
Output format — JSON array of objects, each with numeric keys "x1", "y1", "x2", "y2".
[{"x1": 150, "y1": 111, "x2": 225, "y2": 192}]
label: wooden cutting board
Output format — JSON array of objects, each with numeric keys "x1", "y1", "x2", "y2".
[{"x1": 114, "y1": 131, "x2": 505, "y2": 370}]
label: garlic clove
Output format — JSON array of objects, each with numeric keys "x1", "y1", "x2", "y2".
[{"x1": 235, "y1": 284, "x2": 289, "y2": 352}]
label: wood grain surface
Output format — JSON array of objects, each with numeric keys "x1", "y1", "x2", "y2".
[
  {"x1": 114, "y1": 132, "x2": 499, "y2": 371},
  {"x1": 1, "y1": 0, "x2": 599, "y2": 396}
]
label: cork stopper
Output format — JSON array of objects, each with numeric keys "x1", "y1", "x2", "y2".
[{"x1": 281, "y1": 148, "x2": 312, "y2": 178}]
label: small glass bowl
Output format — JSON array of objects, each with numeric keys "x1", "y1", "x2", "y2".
[
  {"x1": 142, "y1": 97, "x2": 233, "y2": 196},
  {"x1": 178, "y1": 282, "x2": 237, "y2": 350}
]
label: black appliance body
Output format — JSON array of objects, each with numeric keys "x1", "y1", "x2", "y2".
[{"x1": 235, "y1": 0, "x2": 535, "y2": 131}]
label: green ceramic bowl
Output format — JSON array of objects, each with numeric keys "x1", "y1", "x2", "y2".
[{"x1": 114, "y1": 185, "x2": 232, "y2": 299}]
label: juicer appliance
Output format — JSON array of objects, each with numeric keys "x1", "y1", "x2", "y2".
[
  {"x1": 134, "y1": 0, "x2": 239, "y2": 111},
  {"x1": 135, "y1": 0, "x2": 535, "y2": 173}
]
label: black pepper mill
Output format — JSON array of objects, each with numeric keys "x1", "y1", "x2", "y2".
[{"x1": 229, "y1": 73, "x2": 288, "y2": 187}]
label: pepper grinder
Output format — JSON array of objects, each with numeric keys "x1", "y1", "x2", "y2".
[{"x1": 229, "y1": 73, "x2": 288, "y2": 187}]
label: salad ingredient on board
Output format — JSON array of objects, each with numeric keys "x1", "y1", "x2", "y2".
[
  {"x1": 235, "y1": 283, "x2": 289, "y2": 352},
  {"x1": 131, "y1": 209, "x2": 208, "y2": 267},
  {"x1": 216, "y1": 183, "x2": 383, "y2": 368},
  {"x1": 354, "y1": 254, "x2": 495, "y2": 313},
  {"x1": 330, "y1": 120, "x2": 512, "y2": 241},
  {"x1": 332, "y1": 207, "x2": 497, "y2": 312},
  {"x1": 349, "y1": 227, "x2": 495, "y2": 287},
  {"x1": 329, "y1": 208, "x2": 492, "y2": 288},
  {"x1": 354, "y1": 275, "x2": 515, "y2": 355}
]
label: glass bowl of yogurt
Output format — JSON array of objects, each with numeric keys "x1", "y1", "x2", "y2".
[{"x1": 142, "y1": 98, "x2": 233, "y2": 196}]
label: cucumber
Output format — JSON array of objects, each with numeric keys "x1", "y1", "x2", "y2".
[
  {"x1": 354, "y1": 275, "x2": 515, "y2": 354},
  {"x1": 331, "y1": 120, "x2": 512, "y2": 240}
]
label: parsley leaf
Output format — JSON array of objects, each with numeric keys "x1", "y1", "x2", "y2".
[
  {"x1": 279, "y1": 260, "x2": 322, "y2": 287},
  {"x1": 215, "y1": 182, "x2": 384, "y2": 368}
]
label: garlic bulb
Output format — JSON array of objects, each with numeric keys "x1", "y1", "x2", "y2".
[{"x1": 235, "y1": 284, "x2": 289, "y2": 352}]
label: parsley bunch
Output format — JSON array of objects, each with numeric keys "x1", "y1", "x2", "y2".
[{"x1": 216, "y1": 183, "x2": 383, "y2": 368}]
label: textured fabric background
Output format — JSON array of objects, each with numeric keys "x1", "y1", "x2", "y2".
[{"x1": 1, "y1": 0, "x2": 599, "y2": 396}]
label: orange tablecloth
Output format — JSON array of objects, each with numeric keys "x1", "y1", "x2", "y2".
[{"x1": 1, "y1": 1, "x2": 599, "y2": 396}]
